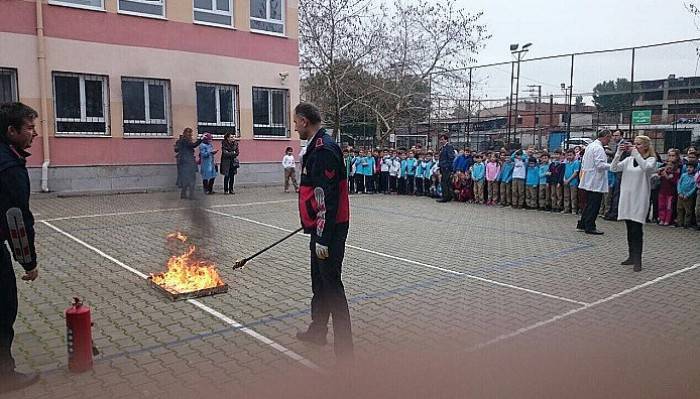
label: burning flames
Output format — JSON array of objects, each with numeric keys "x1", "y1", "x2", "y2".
[{"x1": 151, "y1": 232, "x2": 224, "y2": 293}]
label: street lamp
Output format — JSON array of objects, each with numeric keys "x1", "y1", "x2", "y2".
[
  {"x1": 508, "y1": 42, "x2": 532, "y2": 147},
  {"x1": 561, "y1": 82, "x2": 573, "y2": 146}
]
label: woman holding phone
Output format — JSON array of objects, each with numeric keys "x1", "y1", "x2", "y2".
[{"x1": 610, "y1": 135, "x2": 657, "y2": 272}]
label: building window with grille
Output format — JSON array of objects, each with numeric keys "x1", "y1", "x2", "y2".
[
  {"x1": 196, "y1": 83, "x2": 239, "y2": 137},
  {"x1": 252, "y1": 87, "x2": 289, "y2": 137},
  {"x1": 194, "y1": 0, "x2": 233, "y2": 27},
  {"x1": 0, "y1": 68, "x2": 18, "y2": 104},
  {"x1": 52, "y1": 72, "x2": 109, "y2": 136},
  {"x1": 121, "y1": 78, "x2": 171, "y2": 137},
  {"x1": 48, "y1": 0, "x2": 105, "y2": 11},
  {"x1": 250, "y1": 0, "x2": 284, "y2": 35},
  {"x1": 118, "y1": 0, "x2": 165, "y2": 18}
]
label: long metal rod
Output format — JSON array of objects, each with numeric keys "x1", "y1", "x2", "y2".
[
  {"x1": 467, "y1": 67, "x2": 472, "y2": 147},
  {"x1": 566, "y1": 54, "x2": 575, "y2": 145},
  {"x1": 234, "y1": 227, "x2": 303, "y2": 269}
]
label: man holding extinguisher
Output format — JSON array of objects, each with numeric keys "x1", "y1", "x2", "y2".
[{"x1": 0, "y1": 102, "x2": 40, "y2": 392}]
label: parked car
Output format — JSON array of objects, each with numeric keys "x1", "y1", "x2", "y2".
[{"x1": 560, "y1": 138, "x2": 593, "y2": 150}]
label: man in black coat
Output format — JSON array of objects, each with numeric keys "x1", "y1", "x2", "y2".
[
  {"x1": 437, "y1": 133, "x2": 456, "y2": 203},
  {"x1": 293, "y1": 103, "x2": 353, "y2": 361},
  {"x1": 0, "y1": 102, "x2": 40, "y2": 393}
]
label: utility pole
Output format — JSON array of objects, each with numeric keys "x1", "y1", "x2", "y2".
[
  {"x1": 510, "y1": 43, "x2": 532, "y2": 149},
  {"x1": 527, "y1": 84, "x2": 542, "y2": 148}
]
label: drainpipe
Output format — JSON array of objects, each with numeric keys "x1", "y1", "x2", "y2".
[{"x1": 36, "y1": 0, "x2": 51, "y2": 192}]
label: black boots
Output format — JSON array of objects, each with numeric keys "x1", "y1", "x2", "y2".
[{"x1": 296, "y1": 329, "x2": 327, "y2": 346}]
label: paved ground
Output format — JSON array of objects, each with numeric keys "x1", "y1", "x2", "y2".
[{"x1": 4, "y1": 188, "x2": 700, "y2": 398}]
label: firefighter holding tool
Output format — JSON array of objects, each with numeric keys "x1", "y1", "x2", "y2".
[
  {"x1": 0, "y1": 103, "x2": 40, "y2": 393},
  {"x1": 294, "y1": 103, "x2": 354, "y2": 361}
]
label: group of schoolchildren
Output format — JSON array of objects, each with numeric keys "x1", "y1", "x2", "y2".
[
  {"x1": 341, "y1": 144, "x2": 700, "y2": 229},
  {"x1": 344, "y1": 148, "x2": 444, "y2": 197}
]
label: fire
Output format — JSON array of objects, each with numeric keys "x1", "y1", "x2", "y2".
[{"x1": 151, "y1": 232, "x2": 224, "y2": 293}]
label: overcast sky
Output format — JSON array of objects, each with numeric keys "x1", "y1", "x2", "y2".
[{"x1": 454, "y1": 0, "x2": 700, "y2": 103}]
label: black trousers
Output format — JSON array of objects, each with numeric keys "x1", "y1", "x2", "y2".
[
  {"x1": 0, "y1": 244, "x2": 17, "y2": 375},
  {"x1": 398, "y1": 178, "x2": 406, "y2": 194},
  {"x1": 389, "y1": 176, "x2": 398, "y2": 193},
  {"x1": 202, "y1": 179, "x2": 215, "y2": 193},
  {"x1": 309, "y1": 228, "x2": 353, "y2": 357},
  {"x1": 380, "y1": 172, "x2": 390, "y2": 193},
  {"x1": 578, "y1": 190, "x2": 603, "y2": 232},
  {"x1": 365, "y1": 175, "x2": 374, "y2": 193},
  {"x1": 223, "y1": 173, "x2": 236, "y2": 192},
  {"x1": 416, "y1": 178, "x2": 424, "y2": 195},
  {"x1": 625, "y1": 220, "x2": 644, "y2": 265},
  {"x1": 605, "y1": 179, "x2": 621, "y2": 218},
  {"x1": 440, "y1": 168, "x2": 453, "y2": 201},
  {"x1": 349, "y1": 173, "x2": 355, "y2": 193},
  {"x1": 354, "y1": 175, "x2": 364, "y2": 193},
  {"x1": 406, "y1": 175, "x2": 415, "y2": 194}
]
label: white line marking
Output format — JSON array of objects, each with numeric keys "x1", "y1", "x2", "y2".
[
  {"x1": 42, "y1": 221, "x2": 149, "y2": 279},
  {"x1": 40, "y1": 199, "x2": 295, "y2": 222},
  {"x1": 40, "y1": 220, "x2": 320, "y2": 371},
  {"x1": 204, "y1": 209, "x2": 588, "y2": 307},
  {"x1": 467, "y1": 262, "x2": 700, "y2": 352}
]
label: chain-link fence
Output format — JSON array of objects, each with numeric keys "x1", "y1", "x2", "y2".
[{"x1": 425, "y1": 38, "x2": 700, "y2": 154}]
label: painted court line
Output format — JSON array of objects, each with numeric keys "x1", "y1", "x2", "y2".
[
  {"x1": 40, "y1": 220, "x2": 320, "y2": 371},
  {"x1": 40, "y1": 199, "x2": 295, "y2": 222},
  {"x1": 204, "y1": 209, "x2": 588, "y2": 307},
  {"x1": 467, "y1": 262, "x2": 700, "y2": 352}
]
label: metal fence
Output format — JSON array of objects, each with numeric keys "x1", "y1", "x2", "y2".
[{"x1": 427, "y1": 38, "x2": 700, "y2": 154}]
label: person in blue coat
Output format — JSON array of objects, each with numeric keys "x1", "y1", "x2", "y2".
[
  {"x1": 499, "y1": 153, "x2": 514, "y2": 206},
  {"x1": 199, "y1": 133, "x2": 219, "y2": 194},
  {"x1": 526, "y1": 156, "x2": 540, "y2": 209}
]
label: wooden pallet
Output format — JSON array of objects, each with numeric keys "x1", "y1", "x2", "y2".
[{"x1": 147, "y1": 275, "x2": 229, "y2": 301}]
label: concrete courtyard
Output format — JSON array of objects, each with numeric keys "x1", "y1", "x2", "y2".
[{"x1": 4, "y1": 187, "x2": 700, "y2": 398}]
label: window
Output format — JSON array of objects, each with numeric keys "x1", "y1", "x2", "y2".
[
  {"x1": 48, "y1": 0, "x2": 104, "y2": 11},
  {"x1": 250, "y1": 0, "x2": 284, "y2": 34},
  {"x1": 196, "y1": 83, "x2": 239, "y2": 137},
  {"x1": 252, "y1": 87, "x2": 289, "y2": 137},
  {"x1": 121, "y1": 78, "x2": 171, "y2": 137},
  {"x1": 52, "y1": 72, "x2": 109, "y2": 136},
  {"x1": 0, "y1": 68, "x2": 18, "y2": 104},
  {"x1": 118, "y1": 0, "x2": 165, "y2": 18},
  {"x1": 194, "y1": 0, "x2": 232, "y2": 27}
]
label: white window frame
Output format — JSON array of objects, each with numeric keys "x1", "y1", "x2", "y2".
[
  {"x1": 118, "y1": 0, "x2": 166, "y2": 20},
  {"x1": 122, "y1": 77, "x2": 172, "y2": 137},
  {"x1": 250, "y1": 0, "x2": 286, "y2": 37},
  {"x1": 252, "y1": 87, "x2": 290, "y2": 139},
  {"x1": 193, "y1": 0, "x2": 234, "y2": 29},
  {"x1": 48, "y1": 0, "x2": 105, "y2": 12},
  {"x1": 0, "y1": 68, "x2": 19, "y2": 103},
  {"x1": 196, "y1": 83, "x2": 240, "y2": 138},
  {"x1": 52, "y1": 72, "x2": 110, "y2": 137}
]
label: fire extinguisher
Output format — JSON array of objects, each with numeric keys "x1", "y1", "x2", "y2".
[{"x1": 65, "y1": 297, "x2": 94, "y2": 372}]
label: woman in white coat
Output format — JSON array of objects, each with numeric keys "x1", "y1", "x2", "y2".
[{"x1": 610, "y1": 135, "x2": 657, "y2": 272}]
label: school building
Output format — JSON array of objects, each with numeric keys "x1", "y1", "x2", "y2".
[{"x1": 0, "y1": 0, "x2": 300, "y2": 192}]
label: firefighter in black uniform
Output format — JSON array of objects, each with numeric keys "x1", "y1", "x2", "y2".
[
  {"x1": 0, "y1": 103, "x2": 40, "y2": 393},
  {"x1": 294, "y1": 103, "x2": 353, "y2": 360}
]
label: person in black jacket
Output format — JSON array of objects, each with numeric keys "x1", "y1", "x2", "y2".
[
  {"x1": 0, "y1": 102, "x2": 40, "y2": 393},
  {"x1": 174, "y1": 128, "x2": 202, "y2": 199},
  {"x1": 437, "y1": 133, "x2": 456, "y2": 203},
  {"x1": 220, "y1": 133, "x2": 240, "y2": 194},
  {"x1": 294, "y1": 103, "x2": 353, "y2": 361}
]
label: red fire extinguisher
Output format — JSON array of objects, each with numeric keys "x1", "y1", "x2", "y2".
[{"x1": 65, "y1": 297, "x2": 93, "y2": 372}]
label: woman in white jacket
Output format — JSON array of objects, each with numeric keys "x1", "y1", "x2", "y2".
[{"x1": 610, "y1": 135, "x2": 657, "y2": 272}]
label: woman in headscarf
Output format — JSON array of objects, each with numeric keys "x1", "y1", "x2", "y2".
[
  {"x1": 220, "y1": 133, "x2": 240, "y2": 194},
  {"x1": 174, "y1": 128, "x2": 202, "y2": 199},
  {"x1": 199, "y1": 133, "x2": 218, "y2": 194}
]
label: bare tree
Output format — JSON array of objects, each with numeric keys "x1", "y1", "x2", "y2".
[
  {"x1": 357, "y1": 0, "x2": 489, "y2": 145},
  {"x1": 299, "y1": 0, "x2": 385, "y2": 139}
]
